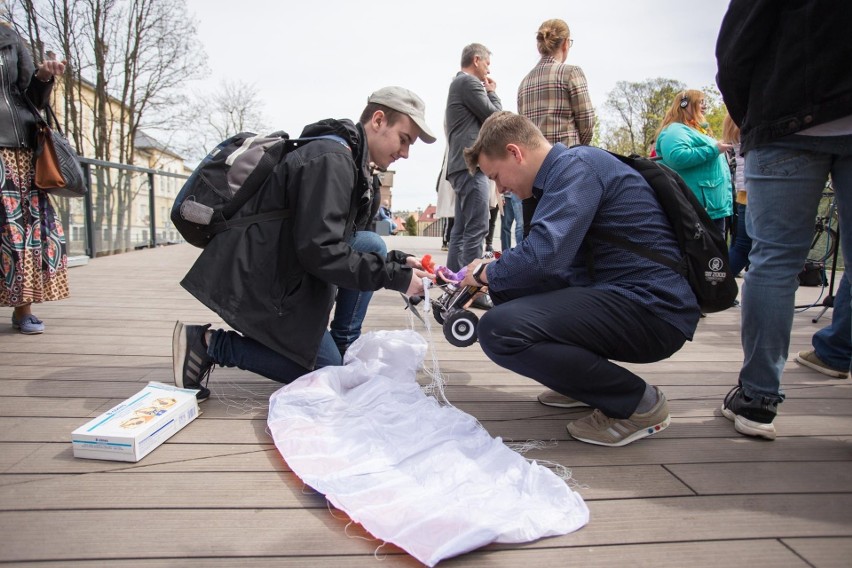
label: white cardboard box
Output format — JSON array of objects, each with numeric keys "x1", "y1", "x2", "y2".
[{"x1": 71, "y1": 382, "x2": 200, "y2": 462}]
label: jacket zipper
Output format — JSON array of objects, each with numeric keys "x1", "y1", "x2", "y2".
[{"x1": 0, "y1": 49, "x2": 25, "y2": 147}]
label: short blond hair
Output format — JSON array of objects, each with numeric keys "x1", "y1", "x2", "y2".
[{"x1": 464, "y1": 112, "x2": 546, "y2": 174}]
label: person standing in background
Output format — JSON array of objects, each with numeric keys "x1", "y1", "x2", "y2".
[
  {"x1": 518, "y1": 18, "x2": 595, "y2": 236},
  {"x1": 436, "y1": 145, "x2": 454, "y2": 252},
  {"x1": 655, "y1": 90, "x2": 733, "y2": 234},
  {"x1": 723, "y1": 114, "x2": 751, "y2": 278},
  {"x1": 445, "y1": 43, "x2": 502, "y2": 272},
  {"x1": 500, "y1": 192, "x2": 524, "y2": 251},
  {"x1": 0, "y1": 18, "x2": 70, "y2": 334}
]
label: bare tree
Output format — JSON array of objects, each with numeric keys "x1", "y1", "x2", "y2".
[
  {"x1": 12, "y1": 0, "x2": 206, "y2": 254},
  {"x1": 169, "y1": 79, "x2": 269, "y2": 163}
]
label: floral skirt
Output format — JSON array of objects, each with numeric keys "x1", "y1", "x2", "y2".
[{"x1": 0, "y1": 147, "x2": 69, "y2": 307}]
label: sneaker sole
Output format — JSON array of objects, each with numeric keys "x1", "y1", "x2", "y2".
[
  {"x1": 794, "y1": 355, "x2": 849, "y2": 378},
  {"x1": 172, "y1": 321, "x2": 188, "y2": 389},
  {"x1": 720, "y1": 405, "x2": 776, "y2": 440},
  {"x1": 18, "y1": 328, "x2": 44, "y2": 335},
  {"x1": 567, "y1": 414, "x2": 671, "y2": 447},
  {"x1": 538, "y1": 397, "x2": 591, "y2": 409}
]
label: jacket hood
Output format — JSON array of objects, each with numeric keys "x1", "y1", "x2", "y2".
[{"x1": 300, "y1": 118, "x2": 371, "y2": 180}]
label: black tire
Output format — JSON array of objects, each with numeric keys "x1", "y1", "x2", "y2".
[
  {"x1": 443, "y1": 309, "x2": 479, "y2": 348},
  {"x1": 432, "y1": 303, "x2": 445, "y2": 325},
  {"x1": 807, "y1": 226, "x2": 838, "y2": 264}
]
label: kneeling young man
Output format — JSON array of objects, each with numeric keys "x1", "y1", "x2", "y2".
[{"x1": 460, "y1": 112, "x2": 700, "y2": 447}]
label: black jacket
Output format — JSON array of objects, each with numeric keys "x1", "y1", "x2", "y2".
[
  {"x1": 716, "y1": 0, "x2": 852, "y2": 154},
  {"x1": 181, "y1": 118, "x2": 412, "y2": 370},
  {"x1": 0, "y1": 25, "x2": 53, "y2": 149}
]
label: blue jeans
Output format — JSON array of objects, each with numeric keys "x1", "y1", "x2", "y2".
[
  {"x1": 446, "y1": 170, "x2": 490, "y2": 271},
  {"x1": 329, "y1": 230, "x2": 387, "y2": 354},
  {"x1": 207, "y1": 230, "x2": 386, "y2": 383},
  {"x1": 813, "y1": 272, "x2": 852, "y2": 371},
  {"x1": 728, "y1": 203, "x2": 753, "y2": 276},
  {"x1": 739, "y1": 133, "x2": 852, "y2": 403},
  {"x1": 500, "y1": 194, "x2": 524, "y2": 251}
]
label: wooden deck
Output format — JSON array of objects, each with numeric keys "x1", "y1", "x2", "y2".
[{"x1": 1, "y1": 237, "x2": 850, "y2": 567}]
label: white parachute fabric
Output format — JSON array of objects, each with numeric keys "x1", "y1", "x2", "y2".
[{"x1": 267, "y1": 329, "x2": 589, "y2": 565}]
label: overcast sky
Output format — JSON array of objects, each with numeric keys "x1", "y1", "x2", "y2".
[{"x1": 183, "y1": 0, "x2": 731, "y2": 212}]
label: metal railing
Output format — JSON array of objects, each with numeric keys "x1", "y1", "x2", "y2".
[{"x1": 53, "y1": 157, "x2": 189, "y2": 259}]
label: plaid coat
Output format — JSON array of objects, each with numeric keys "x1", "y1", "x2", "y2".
[{"x1": 517, "y1": 56, "x2": 595, "y2": 147}]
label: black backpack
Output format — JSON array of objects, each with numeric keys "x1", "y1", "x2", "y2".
[
  {"x1": 590, "y1": 152, "x2": 738, "y2": 313},
  {"x1": 171, "y1": 131, "x2": 347, "y2": 248}
]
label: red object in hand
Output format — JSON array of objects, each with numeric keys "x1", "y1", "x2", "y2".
[{"x1": 421, "y1": 254, "x2": 435, "y2": 274}]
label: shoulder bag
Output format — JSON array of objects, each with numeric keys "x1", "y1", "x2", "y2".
[{"x1": 26, "y1": 96, "x2": 87, "y2": 198}]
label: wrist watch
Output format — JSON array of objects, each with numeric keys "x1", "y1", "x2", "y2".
[{"x1": 472, "y1": 263, "x2": 487, "y2": 286}]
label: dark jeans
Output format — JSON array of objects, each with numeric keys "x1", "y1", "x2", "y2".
[
  {"x1": 447, "y1": 170, "x2": 490, "y2": 270},
  {"x1": 207, "y1": 230, "x2": 385, "y2": 383},
  {"x1": 485, "y1": 206, "x2": 498, "y2": 250},
  {"x1": 479, "y1": 286, "x2": 687, "y2": 418},
  {"x1": 728, "y1": 203, "x2": 752, "y2": 276}
]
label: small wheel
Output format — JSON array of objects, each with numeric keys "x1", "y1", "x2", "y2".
[
  {"x1": 443, "y1": 309, "x2": 479, "y2": 348},
  {"x1": 432, "y1": 302, "x2": 446, "y2": 325}
]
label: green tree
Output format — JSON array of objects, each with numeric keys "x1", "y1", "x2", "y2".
[
  {"x1": 701, "y1": 84, "x2": 728, "y2": 138},
  {"x1": 599, "y1": 77, "x2": 686, "y2": 156},
  {"x1": 405, "y1": 215, "x2": 417, "y2": 236}
]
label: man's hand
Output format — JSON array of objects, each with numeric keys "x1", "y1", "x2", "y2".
[
  {"x1": 405, "y1": 255, "x2": 424, "y2": 270},
  {"x1": 484, "y1": 76, "x2": 497, "y2": 93},
  {"x1": 460, "y1": 259, "x2": 492, "y2": 288},
  {"x1": 406, "y1": 268, "x2": 435, "y2": 297}
]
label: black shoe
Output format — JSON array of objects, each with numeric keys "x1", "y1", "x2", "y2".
[
  {"x1": 470, "y1": 294, "x2": 493, "y2": 310},
  {"x1": 720, "y1": 385, "x2": 778, "y2": 440},
  {"x1": 172, "y1": 321, "x2": 213, "y2": 402}
]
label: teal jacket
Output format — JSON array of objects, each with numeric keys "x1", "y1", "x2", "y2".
[{"x1": 656, "y1": 122, "x2": 732, "y2": 220}]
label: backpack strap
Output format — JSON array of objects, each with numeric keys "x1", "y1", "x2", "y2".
[
  {"x1": 219, "y1": 134, "x2": 350, "y2": 220},
  {"x1": 208, "y1": 209, "x2": 293, "y2": 236},
  {"x1": 585, "y1": 227, "x2": 688, "y2": 277}
]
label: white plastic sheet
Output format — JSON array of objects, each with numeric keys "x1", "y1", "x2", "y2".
[{"x1": 268, "y1": 330, "x2": 589, "y2": 566}]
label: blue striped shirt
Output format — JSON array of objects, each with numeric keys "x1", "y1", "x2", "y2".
[{"x1": 487, "y1": 144, "x2": 700, "y2": 339}]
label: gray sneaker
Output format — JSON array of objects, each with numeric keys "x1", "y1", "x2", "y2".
[
  {"x1": 172, "y1": 321, "x2": 213, "y2": 402},
  {"x1": 795, "y1": 349, "x2": 849, "y2": 379},
  {"x1": 537, "y1": 389, "x2": 591, "y2": 409},
  {"x1": 567, "y1": 387, "x2": 670, "y2": 447}
]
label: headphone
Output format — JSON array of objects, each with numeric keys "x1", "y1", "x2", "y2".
[{"x1": 679, "y1": 93, "x2": 690, "y2": 109}]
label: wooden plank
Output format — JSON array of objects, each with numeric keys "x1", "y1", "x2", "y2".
[
  {"x1": 782, "y1": 537, "x2": 852, "y2": 568},
  {"x1": 10, "y1": 540, "x2": 808, "y2": 568},
  {"x1": 0, "y1": 464, "x2": 692, "y2": 510},
  {"x1": 1, "y1": 494, "x2": 850, "y2": 562},
  {"x1": 666, "y1": 461, "x2": 852, "y2": 495}
]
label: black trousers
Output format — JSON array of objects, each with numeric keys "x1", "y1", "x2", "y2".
[{"x1": 480, "y1": 286, "x2": 687, "y2": 418}]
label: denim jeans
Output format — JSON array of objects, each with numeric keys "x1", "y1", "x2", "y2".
[
  {"x1": 739, "y1": 133, "x2": 852, "y2": 402},
  {"x1": 446, "y1": 170, "x2": 490, "y2": 270},
  {"x1": 813, "y1": 272, "x2": 852, "y2": 370},
  {"x1": 728, "y1": 203, "x2": 752, "y2": 276},
  {"x1": 329, "y1": 230, "x2": 387, "y2": 354},
  {"x1": 207, "y1": 230, "x2": 386, "y2": 383},
  {"x1": 500, "y1": 194, "x2": 524, "y2": 251}
]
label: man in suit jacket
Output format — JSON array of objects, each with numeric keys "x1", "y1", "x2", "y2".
[{"x1": 445, "y1": 43, "x2": 502, "y2": 277}]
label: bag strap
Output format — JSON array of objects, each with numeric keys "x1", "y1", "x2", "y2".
[
  {"x1": 219, "y1": 134, "x2": 350, "y2": 220},
  {"x1": 208, "y1": 209, "x2": 293, "y2": 236},
  {"x1": 586, "y1": 227, "x2": 687, "y2": 276}
]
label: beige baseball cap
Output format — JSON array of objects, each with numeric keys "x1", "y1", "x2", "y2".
[{"x1": 367, "y1": 86, "x2": 437, "y2": 144}]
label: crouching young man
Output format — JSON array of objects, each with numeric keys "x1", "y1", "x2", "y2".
[
  {"x1": 173, "y1": 87, "x2": 437, "y2": 401},
  {"x1": 459, "y1": 111, "x2": 700, "y2": 446}
]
